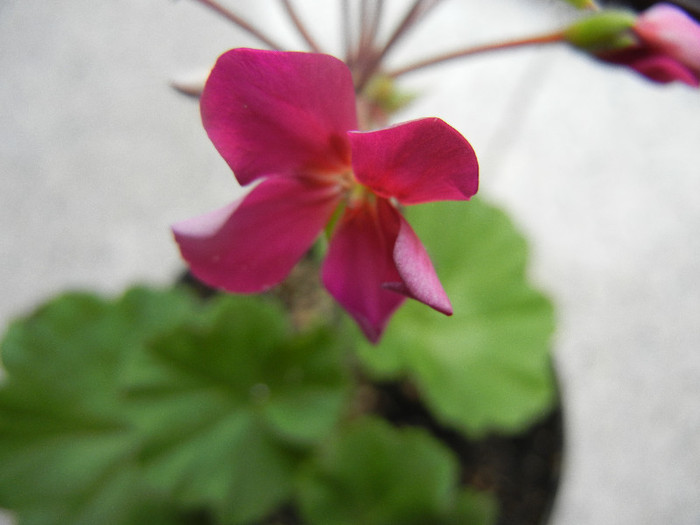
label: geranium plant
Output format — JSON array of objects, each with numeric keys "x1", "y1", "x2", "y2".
[{"x1": 1, "y1": 1, "x2": 698, "y2": 524}]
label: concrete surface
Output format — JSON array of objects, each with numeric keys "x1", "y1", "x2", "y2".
[{"x1": 1, "y1": 1, "x2": 699, "y2": 524}]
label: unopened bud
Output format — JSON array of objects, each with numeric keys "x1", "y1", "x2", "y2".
[
  {"x1": 364, "y1": 75, "x2": 416, "y2": 115},
  {"x1": 564, "y1": 10, "x2": 638, "y2": 51}
]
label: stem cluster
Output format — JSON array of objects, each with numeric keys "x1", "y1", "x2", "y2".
[{"x1": 188, "y1": 0, "x2": 568, "y2": 94}]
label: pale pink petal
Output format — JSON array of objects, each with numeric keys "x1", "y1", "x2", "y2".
[
  {"x1": 173, "y1": 177, "x2": 341, "y2": 293},
  {"x1": 321, "y1": 200, "x2": 405, "y2": 343},
  {"x1": 201, "y1": 49, "x2": 358, "y2": 186},
  {"x1": 636, "y1": 3, "x2": 700, "y2": 74},
  {"x1": 379, "y1": 201, "x2": 453, "y2": 316},
  {"x1": 349, "y1": 118, "x2": 478, "y2": 205}
]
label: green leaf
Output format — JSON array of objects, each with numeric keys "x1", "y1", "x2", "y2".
[
  {"x1": 298, "y1": 417, "x2": 495, "y2": 525},
  {"x1": 0, "y1": 286, "x2": 352, "y2": 524},
  {"x1": 359, "y1": 199, "x2": 557, "y2": 436},
  {"x1": 0, "y1": 287, "x2": 199, "y2": 524},
  {"x1": 127, "y1": 294, "x2": 350, "y2": 524}
]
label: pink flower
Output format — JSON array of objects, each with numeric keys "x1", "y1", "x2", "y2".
[
  {"x1": 601, "y1": 3, "x2": 700, "y2": 85},
  {"x1": 173, "y1": 49, "x2": 479, "y2": 342}
]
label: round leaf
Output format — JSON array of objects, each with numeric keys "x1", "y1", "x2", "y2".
[{"x1": 359, "y1": 199, "x2": 557, "y2": 436}]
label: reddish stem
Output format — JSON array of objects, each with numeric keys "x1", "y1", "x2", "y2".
[
  {"x1": 279, "y1": 0, "x2": 323, "y2": 52},
  {"x1": 191, "y1": 0, "x2": 284, "y2": 50},
  {"x1": 387, "y1": 31, "x2": 567, "y2": 78},
  {"x1": 355, "y1": 0, "x2": 443, "y2": 92}
]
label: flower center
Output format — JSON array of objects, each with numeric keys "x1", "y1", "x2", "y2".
[
  {"x1": 304, "y1": 168, "x2": 375, "y2": 210},
  {"x1": 347, "y1": 180, "x2": 373, "y2": 206},
  {"x1": 332, "y1": 169, "x2": 376, "y2": 209},
  {"x1": 336, "y1": 169, "x2": 357, "y2": 192}
]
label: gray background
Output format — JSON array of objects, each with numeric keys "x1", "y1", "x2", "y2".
[{"x1": 1, "y1": 1, "x2": 699, "y2": 523}]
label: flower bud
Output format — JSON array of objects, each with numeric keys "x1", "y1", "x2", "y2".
[
  {"x1": 564, "y1": 10, "x2": 638, "y2": 52},
  {"x1": 364, "y1": 75, "x2": 417, "y2": 115},
  {"x1": 565, "y1": 4, "x2": 700, "y2": 86}
]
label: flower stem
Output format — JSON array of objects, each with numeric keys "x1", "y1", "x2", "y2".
[
  {"x1": 357, "y1": 0, "x2": 373, "y2": 59},
  {"x1": 357, "y1": 0, "x2": 383, "y2": 61},
  {"x1": 387, "y1": 30, "x2": 567, "y2": 78},
  {"x1": 279, "y1": 0, "x2": 323, "y2": 52},
  {"x1": 190, "y1": 0, "x2": 284, "y2": 50},
  {"x1": 355, "y1": 0, "x2": 444, "y2": 91},
  {"x1": 341, "y1": 0, "x2": 356, "y2": 65},
  {"x1": 367, "y1": 0, "x2": 385, "y2": 50}
]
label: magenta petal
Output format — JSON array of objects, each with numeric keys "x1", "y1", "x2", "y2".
[
  {"x1": 349, "y1": 118, "x2": 479, "y2": 205},
  {"x1": 631, "y1": 54, "x2": 699, "y2": 85},
  {"x1": 173, "y1": 177, "x2": 340, "y2": 293},
  {"x1": 321, "y1": 200, "x2": 405, "y2": 343},
  {"x1": 201, "y1": 49, "x2": 358, "y2": 186},
  {"x1": 379, "y1": 202, "x2": 453, "y2": 316}
]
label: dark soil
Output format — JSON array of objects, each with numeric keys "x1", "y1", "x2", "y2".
[{"x1": 369, "y1": 381, "x2": 563, "y2": 525}]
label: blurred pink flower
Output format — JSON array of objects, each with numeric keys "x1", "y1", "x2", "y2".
[
  {"x1": 602, "y1": 3, "x2": 700, "y2": 85},
  {"x1": 173, "y1": 49, "x2": 479, "y2": 342}
]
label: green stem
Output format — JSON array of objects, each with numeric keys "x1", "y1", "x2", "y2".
[{"x1": 387, "y1": 30, "x2": 567, "y2": 78}]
